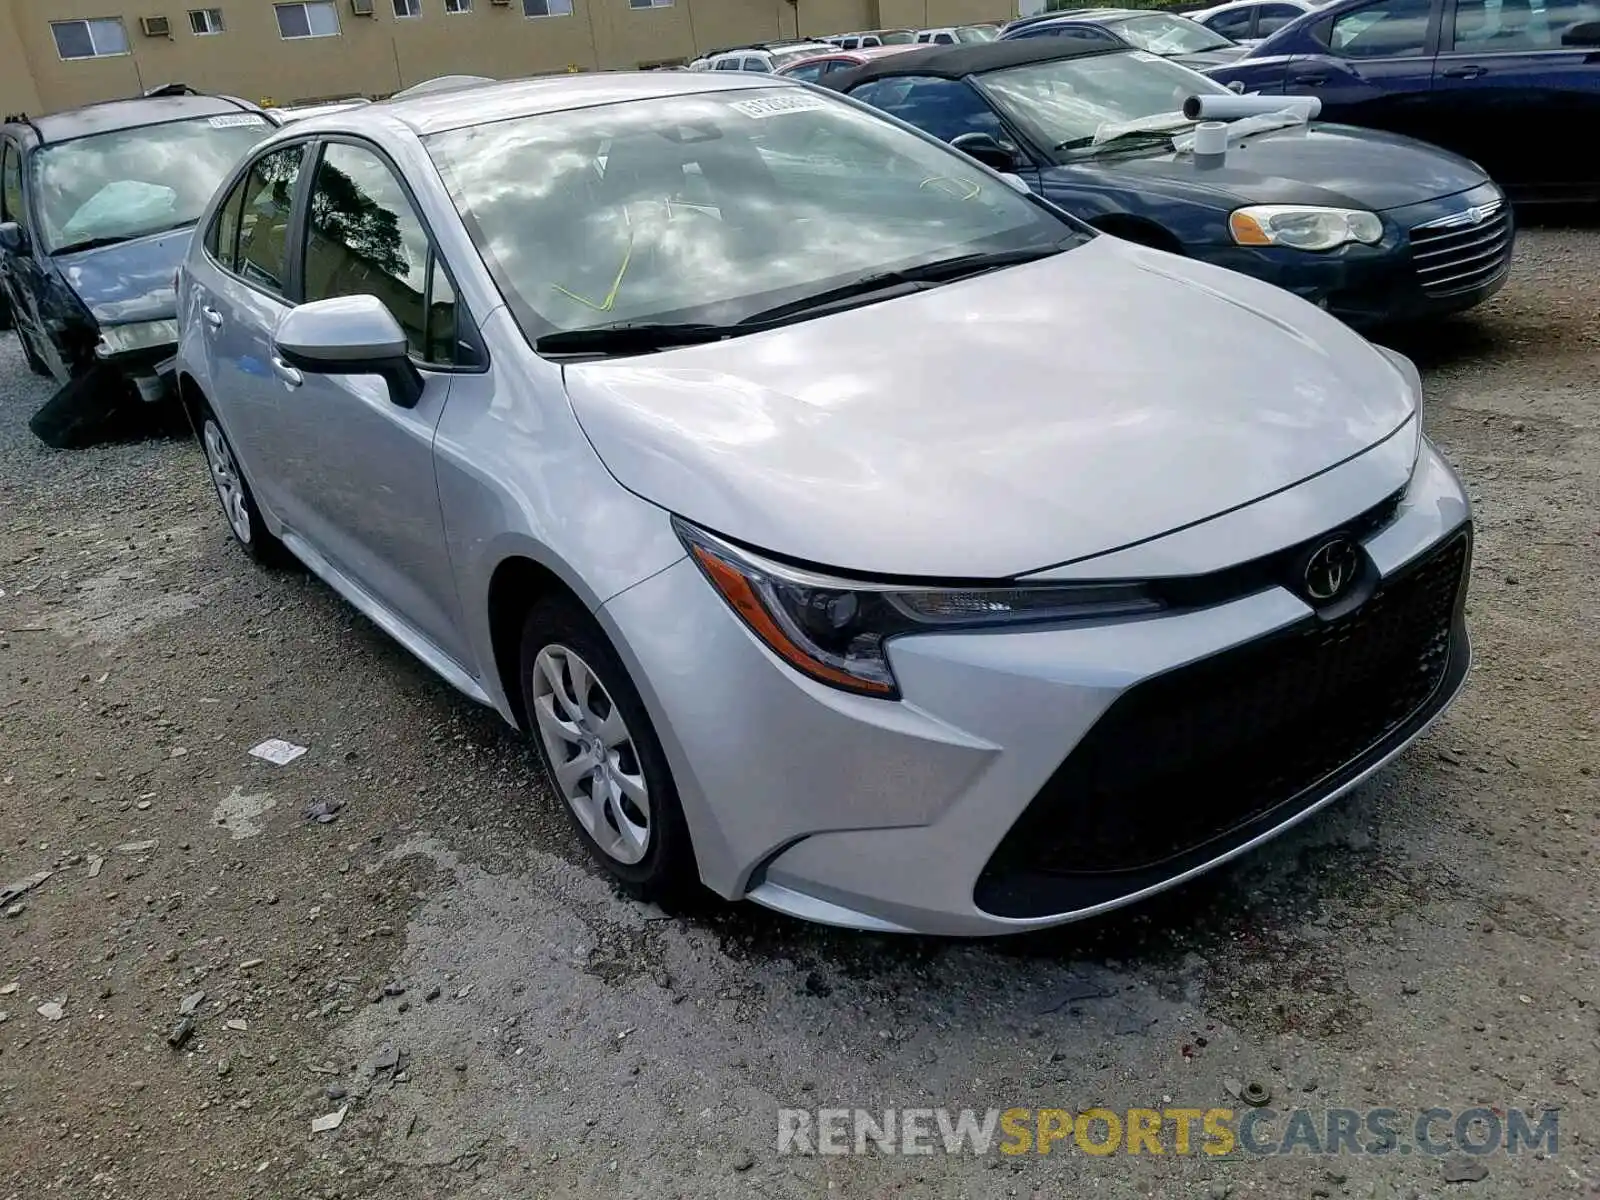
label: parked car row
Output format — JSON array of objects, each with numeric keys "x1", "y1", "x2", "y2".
[
  {"x1": 0, "y1": 52, "x2": 1522, "y2": 935},
  {"x1": 0, "y1": 65, "x2": 1463, "y2": 936},
  {"x1": 687, "y1": 24, "x2": 1001, "y2": 72}
]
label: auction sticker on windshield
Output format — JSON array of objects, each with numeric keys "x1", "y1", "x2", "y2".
[
  {"x1": 731, "y1": 95, "x2": 831, "y2": 119},
  {"x1": 209, "y1": 113, "x2": 270, "y2": 128}
]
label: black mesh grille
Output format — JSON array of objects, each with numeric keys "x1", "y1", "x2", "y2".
[
  {"x1": 979, "y1": 530, "x2": 1470, "y2": 899},
  {"x1": 1410, "y1": 207, "x2": 1513, "y2": 298}
]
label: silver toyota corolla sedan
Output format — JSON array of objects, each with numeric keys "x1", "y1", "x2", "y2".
[{"x1": 173, "y1": 70, "x2": 1472, "y2": 936}]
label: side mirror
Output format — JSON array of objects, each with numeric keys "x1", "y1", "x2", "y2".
[
  {"x1": 273, "y1": 294, "x2": 423, "y2": 409},
  {"x1": 0, "y1": 221, "x2": 29, "y2": 256},
  {"x1": 949, "y1": 131, "x2": 1019, "y2": 173},
  {"x1": 1227, "y1": 79, "x2": 1247, "y2": 93},
  {"x1": 1561, "y1": 19, "x2": 1600, "y2": 45},
  {"x1": 997, "y1": 171, "x2": 1032, "y2": 194}
]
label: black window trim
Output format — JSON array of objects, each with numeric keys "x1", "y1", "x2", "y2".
[{"x1": 298, "y1": 133, "x2": 488, "y2": 374}]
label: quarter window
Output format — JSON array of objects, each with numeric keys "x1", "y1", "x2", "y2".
[
  {"x1": 188, "y1": 7, "x2": 225, "y2": 33},
  {"x1": 232, "y1": 145, "x2": 305, "y2": 294},
  {"x1": 50, "y1": 18, "x2": 130, "y2": 60},
  {"x1": 522, "y1": 0, "x2": 574, "y2": 16},
  {"x1": 1326, "y1": 0, "x2": 1432, "y2": 56},
  {"x1": 302, "y1": 143, "x2": 456, "y2": 365},
  {"x1": 1, "y1": 141, "x2": 25, "y2": 230},
  {"x1": 275, "y1": 1, "x2": 341, "y2": 38}
]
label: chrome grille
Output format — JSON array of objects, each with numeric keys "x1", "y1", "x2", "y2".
[{"x1": 1409, "y1": 202, "x2": 1513, "y2": 297}]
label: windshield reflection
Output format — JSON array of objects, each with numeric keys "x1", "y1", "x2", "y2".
[
  {"x1": 33, "y1": 115, "x2": 274, "y2": 253},
  {"x1": 979, "y1": 53, "x2": 1229, "y2": 157},
  {"x1": 425, "y1": 89, "x2": 1083, "y2": 340},
  {"x1": 1115, "y1": 13, "x2": 1236, "y2": 53}
]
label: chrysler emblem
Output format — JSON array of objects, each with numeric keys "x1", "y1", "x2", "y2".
[
  {"x1": 1303, "y1": 537, "x2": 1362, "y2": 603},
  {"x1": 1419, "y1": 198, "x2": 1502, "y2": 232}
]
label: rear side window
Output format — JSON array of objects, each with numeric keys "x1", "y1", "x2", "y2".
[
  {"x1": 1256, "y1": 3, "x2": 1304, "y2": 34},
  {"x1": 1206, "y1": 7, "x2": 1258, "y2": 38},
  {"x1": 1325, "y1": 0, "x2": 1432, "y2": 56},
  {"x1": 785, "y1": 62, "x2": 827, "y2": 81},
  {"x1": 215, "y1": 145, "x2": 305, "y2": 294},
  {"x1": 1, "y1": 141, "x2": 25, "y2": 230},
  {"x1": 302, "y1": 141, "x2": 457, "y2": 365}
]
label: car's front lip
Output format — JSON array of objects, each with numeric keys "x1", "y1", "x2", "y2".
[{"x1": 599, "y1": 437, "x2": 1472, "y2": 936}]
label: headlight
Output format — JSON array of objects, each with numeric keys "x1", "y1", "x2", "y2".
[
  {"x1": 96, "y1": 318, "x2": 180, "y2": 358},
  {"x1": 675, "y1": 519, "x2": 1162, "y2": 699},
  {"x1": 1229, "y1": 205, "x2": 1383, "y2": 252}
]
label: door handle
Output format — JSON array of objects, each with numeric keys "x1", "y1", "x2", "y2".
[
  {"x1": 1291, "y1": 72, "x2": 1329, "y2": 86},
  {"x1": 201, "y1": 305, "x2": 223, "y2": 329},
  {"x1": 270, "y1": 355, "x2": 303, "y2": 388},
  {"x1": 1442, "y1": 64, "x2": 1486, "y2": 78}
]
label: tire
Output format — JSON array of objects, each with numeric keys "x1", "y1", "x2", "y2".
[
  {"x1": 196, "y1": 400, "x2": 289, "y2": 566},
  {"x1": 519, "y1": 594, "x2": 695, "y2": 902}
]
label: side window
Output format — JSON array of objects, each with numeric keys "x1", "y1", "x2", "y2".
[
  {"x1": 1452, "y1": 0, "x2": 1593, "y2": 50},
  {"x1": 713, "y1": 57, "x2": 740, "y2": 70},
  {"x1": 205, "y1": 172, "x2": 249, "y2": 268},
  {"x1": 233, "y1": 145, "x2": 306, "y2": 294},
  {"x1": 742, "y1": 56, "x2": 771, "y2": 70},
  {"x1": 1255, "y1": 3, "x2": 1304, "y2": 34},
  {"x1": 1, "y1": 141, "x2": 25, "y2": 230},
  {"x1": 785, "y1": 62, "x2": 826, "y2": 81},
  {"x1": 856, "y1": 76, "x2": 1007, "y2": 143},
  {"x1": 934, "y1": 31, "x2": 956, "y2": 42},
  {"x1": 302, "y1": 141, "x2": 453, "y2": 365},
  {"x1": 1207, "y1": 7, "x2": 1258, "y2": 38},
  {"x1": 821, "y1": 58, "x2": 856, "y2": 74},
  {"x1": 1326, "y1": 0, "x2": 1432, "y2": 56}
]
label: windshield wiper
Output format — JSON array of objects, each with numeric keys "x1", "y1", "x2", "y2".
[
  {"x1": 736, "y1": 245, "x2": 1070, "y2": 326},
  {"x1": 536, "y1": 245, "x2": 1071, "y2": 357},
  {"x1": 51, "y1": 218, "x2": 198, "y2": 257},
  {"x1": 535, "y1": 322, "x2": 735, "y2": 356},
  {"x1": 1057, "y1": 122, "x2": 1194, "y2": 153}
]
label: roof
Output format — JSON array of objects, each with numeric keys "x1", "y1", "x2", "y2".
[
  {"x1": 9, "y1": 92, "x2": 253, "y2": 146},
  {"x1": 824, "y1": 38, "x2": 1122, "y2": 88},
  {"x1": 371, "y1": 70, "x2": 787, "y2": 136}
]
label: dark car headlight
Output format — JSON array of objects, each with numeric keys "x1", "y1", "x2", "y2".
[{"x1": 675, "y1": 518, "x2": 1162, "y2": 699}]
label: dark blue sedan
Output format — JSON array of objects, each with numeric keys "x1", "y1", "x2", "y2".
[
  {"x1": 1001, "y1": 8, "x2": 1254, "y2": 68},
  {"x1": 1203, "y1": 0, "x2": 1600, "y2": 200},
  {"x1": 828, "y1": 39, "x2": 1512, "y2": 326}
]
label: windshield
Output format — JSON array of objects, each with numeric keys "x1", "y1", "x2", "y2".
[
  {"x1": 425, "y1": 88, "x2": 1084, "y2": 341},
  {"x1": 979, "y1": 52, "x2": 1230, "y2": 157},
  {"x1": 956, "y1": 24, "x2": 1000, "y2": 41},
  {"x1": 1113, "y1": 13, "x2": 1237, "y2": 52},
  {"x1": 32, "y1": 113, "x2": 274, "y2": 253}
]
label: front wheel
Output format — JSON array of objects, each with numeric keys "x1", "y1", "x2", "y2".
[
  {"x1": 198, "y1": 404, "x2": 288, "y2": 566},
  {"x1": 519, "y1": 595, "x2": 695, "y2": 901}
]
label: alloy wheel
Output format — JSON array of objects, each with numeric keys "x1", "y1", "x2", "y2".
[
  {"x1": 202, "y1": 419, "x2": 252, "y2": 544},
  {"x1": 531, "y1": 644, "x2": 652, "y2": 865}
]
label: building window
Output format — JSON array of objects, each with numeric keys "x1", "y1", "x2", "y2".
[
  {"x1": 522, "y1": 0, "x2": 572, "y2": 16},
  {"x1": 629, "y1": 0, "x2": 672, "y2": 7},
  {"x1": 445, "y1": 0, "x2": 471, "y2": 11},
  {"x1": 393, "y1": 0, "x2": 420, "y2": 15},
  {"x1": 275, "y1": 0, "x2": 340, "y2": 36},
  {"x1": 50, "y1": 17, "x2": 131, "y2": 59},
  {"x1": 188, "y1": 8, "x2": 225, "y2": 33}
]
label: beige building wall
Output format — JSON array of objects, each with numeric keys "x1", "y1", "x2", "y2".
[{"x1": 2, "y1": 0, "x2": 982, "y2": 114}]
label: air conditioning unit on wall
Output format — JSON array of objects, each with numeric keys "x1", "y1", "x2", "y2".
[
  {"x1": 350, "y1": 0, "x2": 375, "y2": 15},
  {"x1": 139, "y1": 15, "x2": 171, "y2": 35}
]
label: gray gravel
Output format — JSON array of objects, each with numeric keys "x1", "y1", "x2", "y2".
[{"x1": 1, "y1": 224, "x2": 1596, "y2": 1200}]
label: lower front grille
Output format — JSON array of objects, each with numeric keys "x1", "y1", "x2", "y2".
[
  {"x1": 1410, "y1": 206, "x2": 1513, "y2": 297},
  {"x1": 976, "y1": 529, "x2": 1471, "y2": 916}
]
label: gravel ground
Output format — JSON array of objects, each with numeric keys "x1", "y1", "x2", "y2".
[{"x1": 1, "y1": 227, "x2": 1597, "y2": 1200}]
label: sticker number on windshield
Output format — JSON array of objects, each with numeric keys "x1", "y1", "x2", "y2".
[
  {"x1": 730, "y1": 95, "x2": 830, "y2": 119},
  {"x1": 209, "y1": 113, "x2": 269, "y2": 128}
]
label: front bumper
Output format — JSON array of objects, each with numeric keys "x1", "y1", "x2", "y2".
[
  {"x1": 1193, "y1": 182, "x2": 1512, "y2": 328},
  {"x1": 599, "y1": 439, "x2": 1472, "y2": 936}
]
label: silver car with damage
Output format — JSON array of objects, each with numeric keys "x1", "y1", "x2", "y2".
[{"x1": 173, "y1": 71, "x2": 1472, "y2": 936}]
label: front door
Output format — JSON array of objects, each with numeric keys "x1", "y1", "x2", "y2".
[
  {"x1": 1431, "y1": 0, "x2": 1600, "y2": 195},
  {"x1": 274, "y1": 139, "x2": 469, "y2": 666},
  {"x1": 1288, "y1": 0, "x2": 1445, "y2": 144},
  {"x1": 0, "y1": 138, "x2": 62, "y2": 378}
]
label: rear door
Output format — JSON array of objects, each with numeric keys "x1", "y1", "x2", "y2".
[
  {"x1": 1286, "y1": 0, "x2": 1445, "y2": 143},
  {"x1": 1432, "y1": 0, "x2": 1600, "y2": 194}
]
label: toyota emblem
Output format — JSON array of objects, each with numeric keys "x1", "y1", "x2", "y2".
[{"x1": 1302, "y1": 537, "x2": 1362, "y2": 603}]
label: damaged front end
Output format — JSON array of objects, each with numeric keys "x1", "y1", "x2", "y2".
[{"x1": 95, "y1": 316, "x2": 180, "y2": 403}]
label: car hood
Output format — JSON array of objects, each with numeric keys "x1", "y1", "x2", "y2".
[
  {"x1": 1055, "y1": 123, "x2": 1488, "y2": 211},
  {"x1": 561, "y1": 236, "x2": 1416, "y2": 579},
  {"x1": 54, "y1": 226, "x2": 190, "y2": 326}
]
